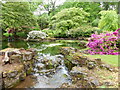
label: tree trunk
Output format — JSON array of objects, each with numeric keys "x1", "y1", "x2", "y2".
[
  {"x1": 104, "y1": 2, "x2": 109, "y2": 10},
  {"x1": 118, "y1": 1, "x2": 120, "y2": 14}
]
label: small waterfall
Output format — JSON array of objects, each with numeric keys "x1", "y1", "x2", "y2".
[{"x1": 32, "y1": 53, "x2": 71, "y2": 88}]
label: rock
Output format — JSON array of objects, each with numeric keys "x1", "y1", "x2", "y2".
[
  {"x1": 30, "y1": 75, "x2": 37, "y2": 80},
  {"x1": 60, "y1": 47, "x2": 93, "y2": 66},
  {"x1": 1, "y1": 48, "x2": 36, "y2": 89},
  {"x1": 90, "y1": 79, "x2": 99, "y2": 86},
  {"x1": 19, "y1": 72, "x2": 26, "y2": 81},
  {"x1": 95, "y1": 58, "x2": 102, "y2": 65},
  {"x1": 70, "y1": 66, "x2": 88, "y2": 79},
  {"x1": 105, "y1": 65, "x2": 113, "y2": 72},
  {"x1": 60, "y1": 47, "x2": 77, "y2": 55},
  {"x1": 104, "y1": 81, "x2": 114, "y2": 86},
  {"x1": 70, "y1": 69, "x2": 88, "y2": 76},
  {"x1": 39, "y1": 54, "x2": 63, "y2": 69},
  {"x1": 100, "y1": 64, "x2": 106, "y2": 69},
  {"x1": 36, "y1": 63, "x2": 45, "y2": 70},
  {"x1": 22, "y1": 51, "x2": 33, "y2": 61},
  {"x1": 28, "y1": 48, "x2": 36, "y2": 53},
  {"x1": 7, "y1": 71, "x2": 18, "y2": 78},
  {"x1": 0, "y1": 52, "x2": 5, "y2": 56},
  {"x1": 108, "y1": 68, "x2": 114, "y2": 72},
  {"x1": 24, "y1": 63, "x2": 33, "y2": 75},
  {"x1": 55, "y1": 55, "x2": 64, "y2": 59},
  {"x1": 2, "y1": 72, "x2": 7, "y2": 78},
  {"x1": 100, "y1": 64, "x2": 113, "y2": 71},
  {"x1": 2, "y1": 51, "x2": 10, "y2": 64},
  {"x1": 10, "y1": 54, "x2": 22, "y2": 63},
  {"x1": 79, "y1": 41, "x2": 87, "y2": 48},
  {"x1": 71, "y1": 53, "x2": 88, "y2": 66},
  {"x1": 38, "y1": 69, "x2": 55, "y2": 75},
  {"x1": 87, "y1": 61, "x2": 96, "y2": 69},
  {"x1": 83, "y1": 77, "x2": 99, "y2": 88},
  {"x1": 0, "y1": 73, "x2": 3, "y2": 89}
]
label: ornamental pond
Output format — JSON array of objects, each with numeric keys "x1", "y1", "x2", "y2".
[{"x1": 2, "y1": 40, "x2": 85, "y2": 88}]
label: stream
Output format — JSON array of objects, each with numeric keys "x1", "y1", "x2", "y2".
[{"x1": 2, "y1": 40, "x2": 85, "y2": 88}]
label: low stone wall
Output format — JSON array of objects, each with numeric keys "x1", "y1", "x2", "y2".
[{"x1": 0, "y1": 48, "x2": 36, "y2": 88}]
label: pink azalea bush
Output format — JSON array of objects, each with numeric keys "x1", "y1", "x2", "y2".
[{"x1": 87, "y1": 28, "x2": 120, "y2": 55}]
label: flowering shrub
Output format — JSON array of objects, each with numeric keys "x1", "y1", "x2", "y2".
[
  {"x1": 87, "y1": 28, "x2": 120, "y2": 55},
  {"x1": 27, "y1": 31, "x2": 48, "y2": 40}
]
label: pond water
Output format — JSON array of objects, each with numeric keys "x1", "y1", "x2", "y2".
[
  {"x1": 2, "y1": 40, "x2": 83, "y2": 55},
  {"x1": 2, "y1": 40, "x2": 85, "y2": 88}
]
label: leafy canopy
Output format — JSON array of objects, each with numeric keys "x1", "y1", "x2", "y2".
[
  {"x1": 1, "y1": 1, "x2": 39, "y2": 31},
  {"x1": 50, "y1": 7, "x2": 89, "y2": 30},
  {"x1": 98, "y1": 10, "x2": 118, "y2": 31},
  {"x1": 52, "y1": 2, "x2": 102, "y2": 22}
]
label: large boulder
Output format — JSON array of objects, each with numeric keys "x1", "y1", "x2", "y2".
[{"x1": 0, "y1": 48, "x2": 36, "y2": 88}]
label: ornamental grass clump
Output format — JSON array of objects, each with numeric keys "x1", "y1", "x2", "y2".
[{"x1": 87, "y1": 29, "x2": 120, "y2": 55}]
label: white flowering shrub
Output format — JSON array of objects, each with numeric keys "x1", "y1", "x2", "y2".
[{"x1": 27, "y1": 31, "x2": 48, "y2": 40}]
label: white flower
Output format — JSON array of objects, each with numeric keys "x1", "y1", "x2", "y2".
[{"x1": 27, "y1": 31, "x2": 48, "y2": 40}]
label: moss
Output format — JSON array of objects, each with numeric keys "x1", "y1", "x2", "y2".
[
  {"x1": 64, "y1": 60, "x2": 74, "y2": 70},
  {"x1": 26, "y1": 68, "x2": 32, "y2": 75},
  {"x1": 8, "y1": 79, "x2": 20, "y2": 88},
  {"x1": 46, "y1": 65, "x2": 54, "y2": 69},
  {"x1": 65, "y1": 55, "x2": 72, "y2": 61}
]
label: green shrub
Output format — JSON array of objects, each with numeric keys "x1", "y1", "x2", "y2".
[
  {"x1": 16, "y1": 32, "x2": 27, "y2": 38},
  {"x1": 42, "y1": 29, "x2": 68, "y2": 38},
  {"x1": 3, "y1": 33, "x2": 13, "y2": 37},
  {"x1": 42, "y1": 29, "x2": 54, "y2": 37},
  {"x1": 53, "y1": 30, "x2": 68, "y2": 38},
  {"x1": 68, "y1": 25, "x2": 102, "y2": 38},
  {"x1": 43, "y1": 25, "x2": 102, "y2": 38},
  {"x1": 98, "y1": 10, "x2": 118, "y2": 31}
]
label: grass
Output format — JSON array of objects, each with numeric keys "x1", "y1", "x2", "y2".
[{"x1": 85, "y1": 55, "x2": 119, "y2": 67}]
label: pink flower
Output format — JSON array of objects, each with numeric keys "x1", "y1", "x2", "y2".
[
  {"x1": 106, "y1": 33, "x2": 112, "y2": 36},
  {"x1": 113, "y1": 31, "x2": 118, "y2": 36},
  {"x1": 116, "y1": 28, "x2": 120, "y2": 31},
  {"x1": 87, "y1": 30, "x2": 118, "y2": 55}
]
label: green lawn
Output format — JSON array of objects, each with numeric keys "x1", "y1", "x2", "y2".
[{"x1": 85, "y1": 55, "x2": 119, "y2": 67}]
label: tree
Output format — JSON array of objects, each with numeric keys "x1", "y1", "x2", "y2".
[
  {"x1": 1, "y1": 1, "x2": 39, "y2": 34},
  {"x1": 50, "y1": 7, "x2": 89, "y2": 31},
  {"x1": 39, "y1": 0, "x2": 59, "y2": 15},
  {"x1": 102, "y1": 2, "x2": 118, "y2": 11},
  {"x1": 37, "y1": 14, "x2": 50, "y2": 30},
  {"x1": 52, "y1": 2, "x2": 102, "y2": 22},
  {"x1": 98, "y1": 10, "x2": 118, "y2": 31},
  {"x1": 29, "y1": 1, "x2": 42, "y2": 12},
  {"x1": 118, "y1": 1, "x2": 120, "y2": 14}
]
